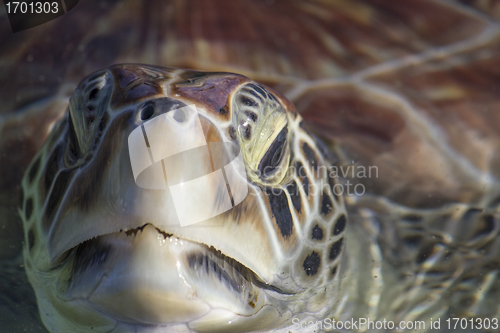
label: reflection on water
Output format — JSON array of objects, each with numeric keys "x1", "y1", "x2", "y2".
[{"x1": 2, "y1": 0, "x2": 500, "y2": 331}]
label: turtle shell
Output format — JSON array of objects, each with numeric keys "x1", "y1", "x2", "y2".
[{"x1": 1, "y1": 0, "x2": 500, "y2": 331}]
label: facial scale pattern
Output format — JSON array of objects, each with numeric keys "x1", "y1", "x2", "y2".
[{"x1": 19, "y1": 64, "x2": 347, "y2": 332}]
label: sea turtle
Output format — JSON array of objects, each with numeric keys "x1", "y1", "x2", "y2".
[{"x1": 2, "y1": 0, "x2": 500, "y2": 332}]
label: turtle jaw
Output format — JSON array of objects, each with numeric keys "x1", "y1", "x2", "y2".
[{"x1": 63, "y1": 224, "x2": 272, "y2": 327}]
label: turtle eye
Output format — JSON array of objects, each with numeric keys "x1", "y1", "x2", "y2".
[
  {"x1": 258, "y1": 127, "x2": 288, "y2": 178},
  {"x1": 140, "y1": 102, "x2": 155, "y2": 121}
]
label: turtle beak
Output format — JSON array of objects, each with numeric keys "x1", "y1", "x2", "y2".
[
  {"x1": 72, "y1": 224, "x2": 213, "y2": 325},
  {"x1": 47, "y1": 98, "x2": 284, "y2": 294},
  {"x1": 47, "y1": 105, "x2": 244, "y2": 263},
  {"x1": 62, "y1": 224, "x2": 281, "y2": 328},
  {"x1": 49, "y1": 107, "x2": 266, "y2": 324}
]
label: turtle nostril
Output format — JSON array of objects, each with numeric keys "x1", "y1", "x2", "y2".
[
  {"x1": 87, "y1": 105, "x2": 95, "y2": 112},
  {"x1": 141, "y1": 104, "x2": 155, "y2": 120},
  {"x1": 88, "y1": 88, "x2": 100, "y2": 100},
  {"x1": 173, "y1": 109, "x2": 185, "y2": 122}
]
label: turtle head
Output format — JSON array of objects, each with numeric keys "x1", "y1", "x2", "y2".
[{"x1": 20, "y1": 64, "x2": 347, "y2": 332}]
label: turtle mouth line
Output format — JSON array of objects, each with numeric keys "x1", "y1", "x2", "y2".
[
  {"x1": 133, "y1": 223, "x2": 290, "y2": 295},
  {"x1": 185, "y1": 244, "x2": 291, "y2": 296},
  {"x1": 69, "y1": 223, "x2": 291, "y2": 296},
  {"x1": 121, "y1": 223, "x2": 173, "y2": 238}
]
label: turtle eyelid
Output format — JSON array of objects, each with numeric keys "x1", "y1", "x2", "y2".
[{"x1": 258, "y1": 127, "x2": 288, "y2": 178}]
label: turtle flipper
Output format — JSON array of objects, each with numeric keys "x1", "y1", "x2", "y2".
[{"x1": 347, "y1": 194, "x2": 500, "y2": 327}]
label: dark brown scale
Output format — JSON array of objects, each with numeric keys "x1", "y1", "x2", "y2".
[
  {"x1": 244, "y1": 88, "x2": 264, "y2": 103},
  {"x1": 294, "y1": 161, "x2": 310, "y2": 197},
  {"x1": 265, "y1": 188, "x2": 294, "y2": 238},
  {"x1": 321, "y1": 191, "x2": 333, "y2": 216},
  {"x1": 303, "y1": 251, "x2": 321, "y2": 276},
  {"x1": 302, "y1": 175, "x2": 310, "y2": 197},
  {"x1": 245, "y1": 84, "x2": 267, "y2": 101},
  {"x1": 329, "y1": 238, "x2": 343, "y2": 261},
  {"x1": 311, "y1": 225, "x2": 323, "y2": 240},
  {"x1": 333, "y1": 215, "x2": 346, "y2": 235},
  {"x1": 295, "y1": 160, "x2": 307, "y2": 177},
  {"x1": 286, "y1": 180, "x2": 301, "y2": 213},
  {"x1": 302, "y1": 142, "x2": 318, "y2": 172}
]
